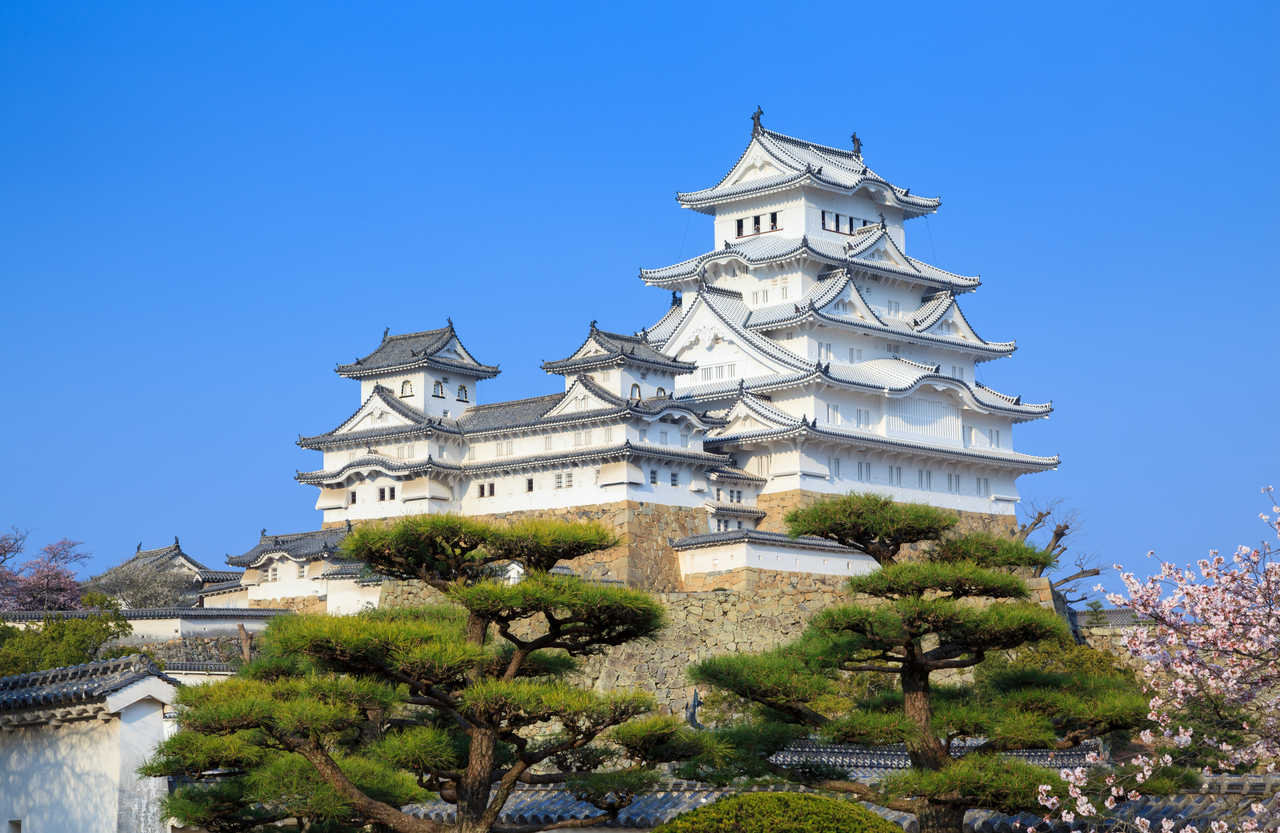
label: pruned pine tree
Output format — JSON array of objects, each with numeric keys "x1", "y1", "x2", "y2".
[
  {"x1": 687, "y1": 494, "x2": 1148, "y2": 833},
  {"x1": 143, "y1": 516, "x2": 688, "y2": 833}
]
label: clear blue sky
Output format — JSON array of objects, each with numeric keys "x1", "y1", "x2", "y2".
[{"x1": 2, "y1": 1, "x2": 1277, "y2": 599}]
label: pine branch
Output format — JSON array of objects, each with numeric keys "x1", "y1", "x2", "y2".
[{"x1": 290, "y1": 738, "x2": 443, "y2": 833}]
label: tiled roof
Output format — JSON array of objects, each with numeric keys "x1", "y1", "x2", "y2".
[
  {"x1": 463, "y1": 441, "x2": 731, "y2": 476},
  {"x1": 336, "y1": 322, "x2": 499, "y2": 380},
  {"x1": 543, "y1": 323, "x2": 696, "y2": 375},
  {"x1": 641, "y1": 229, "x2": 978, "y2": 292},
  {"x1": 671, "y1": 529, "x2": 863, "y2": 555},
  {"x1": 707, "y1": 465, "x2": 767, "y2": 483},
  {"x1": 676, "y1": 126, "x2": 941, "y2": 218},
  {"x1": 1068, "y1": 607, "x2": 1149, "y2": 629},
  {"x1": 453, "y1": 393, "x2": 565, "y2": 433},
  {"x1": 0, "y1": 655, "x2": 176, "y2": 714},
  {"x1": 702, "y1": 501, "x2": 767, "y2": 519},
  {"x1": 296, "y1": 455, "x2": 463, "y2": 486},
  {"x1": 227, "y1": 527, "x2": 350, "y2": 567},
  {"x1": 0, "y1": 607, "x2": 289, "y2": 621},
  {"x1": 298, "y1": 385, "x2": 462, "y2": 450},
  {"x1": 88, "y1": 538, "x2": 214, "y2": 584},
  {"x1": 162, "y1": 661, "x2": 235, "y2": 673},
  {"x1": 196, "y1": 568, "x2": 242, "y2": 583},
  {"x1": 772, "y1": 738, "x2": 1103, "y2": 779},
  {"x1": 197, "y1": 578, "x2": 246, "y2": 595}
]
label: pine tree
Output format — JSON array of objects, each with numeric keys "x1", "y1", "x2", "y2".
[
  {"x1": 144, "y1": 515, "x2": 685, "y2": 833},
  {"x1": 685, "y1": 494, "x2": 1148, "y2": 833}
]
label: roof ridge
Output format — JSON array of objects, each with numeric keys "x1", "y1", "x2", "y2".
[{"x1": 464, "y1": 392, "x2": 564, "y2": 411}]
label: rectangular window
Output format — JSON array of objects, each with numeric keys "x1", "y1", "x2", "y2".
[
  {"x1": 770, "y1": 211, "x2": 778, "y2": 229},
  {"x1": 829, "y1": 457, "x2": 841, "y2": 479},
  {"x1": 477, "y1": 484, "x2": 485, "y2": 498},
  {"x1": 855, "y1": 408, "x2": 872, "y2": 428},
  {"x1": 639, "y1": 428, "x2": 648, "y2": 442},
  {"x1": 526, "y1": 477, "x2": 534, "y2": 492},
  {"x1": 826, "y1": 403, "x2": 840, "y2": 424},
  {"x1": 602, "y1": 427, "x2": 613, "y2": 442},
  {"x1": 850, "y1": 348, "x2": 864, "y2": 362},
  {"x1": 889, "y1": 465, "x2": 902, "y2": 486},
  {"x1": 659, "y1": 430, "x2": 668, "y2": 444},
  {"x1": 947, "y1": 473, "x2": 962, "y2": 494},
  {"x1": 349, "y1": 490, "x2": 357, "y2": 504},
  {"x1": 680, "y1": 431, "x2": 689, "y2": 447},
  {"x1": 951, "y1": 365, "x2": 966, "y2": 381},
  {"x1": 565, "y1": 471, "x2": 573, "y2": 487},
  {"x1": 716, "y1": 487, "x2": 723, "y2": 501},
  {"x1": 736, "y1": 218, "x2": 744, "y2": 237},
  {"x1": 885, "y1": 342, "x2": 902, "y2": 356},
  {"x1": 649, "y1": 469, "x2": 658, "y2": 484},
  {"x1": 856, "y1": 461, "x2": 872, "y2": 482},
  {"x1": 388, "y1": 486, "x2": 396, "y2": 500},
  {"x1": 670, "y1": 471, "x2": 679, "y2": 486},
  {"x1": 545, "y1": 435, "x2": 553, "y2": 451},
  {"x1": 917, "y1": 469, "x2": 932, "y2": 490},
  {"x1": 819, "y1": 342, "x2": 833, "y2": 362},
  {"x1": 488, "y1": 483, "x2": 496, "y2": 496},
  {"x1": 780, "y1": 283, "x2": 789, "y2": 300},
  {"x1": 821, "y1": 210, "x2": 828, "y2": 229},
  {"x1": 297, "y1": 563, "x2": 306, "y2": 579},
  {"x1": 835, "y1": 213, "x2": 843, "y2": 232},
  {"x1": 977, "y1": 477, "x2": 991, "y2": 497},
  {"x1": 378, "y1": 487, "x2": 386, "y2": 501},
  {"x1": 886, "y1": 300, "x2": 901, "y2": 318},
  {"x1": 268, "y1": 565, "x2": 277, "y2": 582},
  {"x1": 554, "y1": 473, "x2": 563, "y2": 489},
  {"x1": 753, "y1": 215, "x2": 761, "y2": 233}
]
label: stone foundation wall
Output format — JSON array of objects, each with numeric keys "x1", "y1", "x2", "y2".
[
  {"x1": 249, "y1": 595, "x2": 328, "y2": 614},
  {"x1": 756, "y1": 490, "x2": 1018, "y2": 559}
]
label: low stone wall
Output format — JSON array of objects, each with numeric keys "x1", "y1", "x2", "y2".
[
  {"x1": 114, "y1": 636, "x2": 247, "y2": 666},
  {"x1": 755, "y1": 490, "x2": 1017, "y2": 550}
]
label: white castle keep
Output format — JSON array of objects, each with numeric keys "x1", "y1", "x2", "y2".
[{"x1": 216, "y1": 115, "x2": 1057, "y2": 599}]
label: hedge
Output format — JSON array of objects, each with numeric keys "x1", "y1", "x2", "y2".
[{"x1": 652, "y1": 792, "x2": 901, "y2": 833}]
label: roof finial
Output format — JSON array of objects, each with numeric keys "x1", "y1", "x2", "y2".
[
  {"x1": 723, "y1": 239, "x2": 731, "y2": 250},
  {"x1": 590, "y1": 319, "x2": 598, "y2": 331},
  {"x1": 174, "y1": 535, "x2": 180, "y2": 547},
  {"x1": 260, "y1": 528, "x2": 267, "y2": 538},
  {"x1": 902, "y1": 187, "x2": 910, "y2": 196},
  {"x1": 851, "y1": 131, "x2": 863, "y2": 158},
  {"x1": 136, "y1": 541, "x2": 142, "y2": 553},
  {"x1": 446, "y1": 316, "x2": 454, "y2": 329},
  {"x1": 750, "y1": 105, "x2": 763, "y2": 135},
  {"x1": 382, "y1": 326, "x2": 390, "y2": 341}
]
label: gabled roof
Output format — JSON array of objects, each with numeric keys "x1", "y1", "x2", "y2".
[
  {"x1": 705, "y1": 392, "x2": 1058, "y2": 472},
  {"x1": 227, "y1": 527, "x2": 350, "y2": 568},
  {"x1": 676, "y1": 125, "x2": 941, "y2": 218},
  {"x1": 298, "y1": 384, "x2": 461, "y2": 450},
  {"x1": 0, "y1": 655, "x2": 176, "y2": 715},
  {"x1": 743, "y1": 273, "x2": 1014, "y2": 359},
  {"x1": 542, "y1": 322, "x2": 696, "y2": 376},
  {"x1": 640, "y1": 227, "x2": 978, "y2": 291},
  {"x1": 336, "y1": 321, "x2": 499, "y2": 380},
  {"x1": 87, "y1": 537, "x2": 214, "y2": 585}
]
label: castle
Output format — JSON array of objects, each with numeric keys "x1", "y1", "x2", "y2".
[{"x1": 204, "y1": 114, "x2": 1056, "y2": 607}]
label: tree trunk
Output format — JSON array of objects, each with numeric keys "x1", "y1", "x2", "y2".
[
  {"x1": 917, "y1": 802, "x2": 966, "y2": 833},
  {"x1": 457, "y1": 728, "x2": 496, "y2": 831},
  {"x1": 901, "y1": 661, "x2": 949, "y2": 770}
]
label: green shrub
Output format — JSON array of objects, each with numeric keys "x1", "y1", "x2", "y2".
[{"x1": 653, "y1": 792, "x2": 900, "y2": 833}]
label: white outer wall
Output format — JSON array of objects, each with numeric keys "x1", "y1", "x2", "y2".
[
  {"x1": 677, "y1": 541, "x2": 879, "y2": 578},
  {"x1": 0, "y1": 701, "x2": 170, "y2": 833},
  {"x1": 0, "y1": 719, "x2": 120, "y2": 833}
]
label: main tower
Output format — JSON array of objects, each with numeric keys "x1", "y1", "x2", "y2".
[{"x1": 637, "y1": 111, "x2": 1057, "y2": 532}]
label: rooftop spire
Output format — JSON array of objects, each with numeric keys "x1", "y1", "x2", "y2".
[
  {"x1": 851, "y1": 131, "x2": 863, "y2": 158},
  {"x1": 750, "y1": 106, "x2": 763, "y2": 135}
]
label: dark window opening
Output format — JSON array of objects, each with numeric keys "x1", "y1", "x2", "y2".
[
  {"x1": 752, "y1": 215, "x2": 761, "y2": 233},
  {"x1": 736, "y1": 218, "x2": 744, "y2": 237},
  {"x1": 526, "y1": 478, "x2": 534, "y2": 492},
  {"x1": 349, "y1": 490, "x2": 357, "y2": 504},
  {"x1": 388, "y1": 486, "x2": 396, "y2": 500},
  {"x1": 649, "y1": 469, "x2": 658, "y2": 484},
  {"x1": 770, "y1": 212, "x2": 778, "y2": 229}
]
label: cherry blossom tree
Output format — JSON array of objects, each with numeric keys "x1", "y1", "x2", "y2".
[
  {"x1": 0, "y1": 531, "x2": 88, "y2": 611},
  {"x1": 1034, "y1": 487, "x2": 1280, "y2": 832}
]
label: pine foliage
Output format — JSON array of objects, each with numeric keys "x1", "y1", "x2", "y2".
[
  {"x1": 143, "y1": 515, "x2": 687, "y2": 833},
  {"x1": 687, "y1": 493, "x2": 1150, "y2": 833}
]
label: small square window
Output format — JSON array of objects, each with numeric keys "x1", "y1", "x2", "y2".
[
  {"x1": 349, "y1": 490, "x2": 357, "y2": 504},
  {"x1": 388, "y1": 486, "x2": 396, "y2": 500},
  {"x1": 565, "y1": 471, "x2": 573, "y2": 488},
  {"x1": 526, "y1": 478, "x2": 534, "y2": 492},
  {"x1": 378, "y1": 487, "x2": 386, "y2": 501}
]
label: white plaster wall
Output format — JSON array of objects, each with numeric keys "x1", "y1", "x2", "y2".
[
  {"x1": 200, "y1": 588, "x2": 248, "y2": 608},
  {"x1": 116, "y1": 699, "x2": 171, "y2": 833},
  {"x1": 711, "y1": 194, "x2": 801, "y2": 248},
  {"x1": 0, "y1": 718, "x2": 120, "y2": 833},
  {"x1": 108, "y1": 614, "x2": 274, "y2": 643},
  {"x1": 326, "y1": 580, "x2": 381, "y2": 615},
  {"x1": 678, "y1": 540, "x2": 879, "y2": 578},
  {"x1": 359, "y1": 369, "x2": 480, "y2": 419}
]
